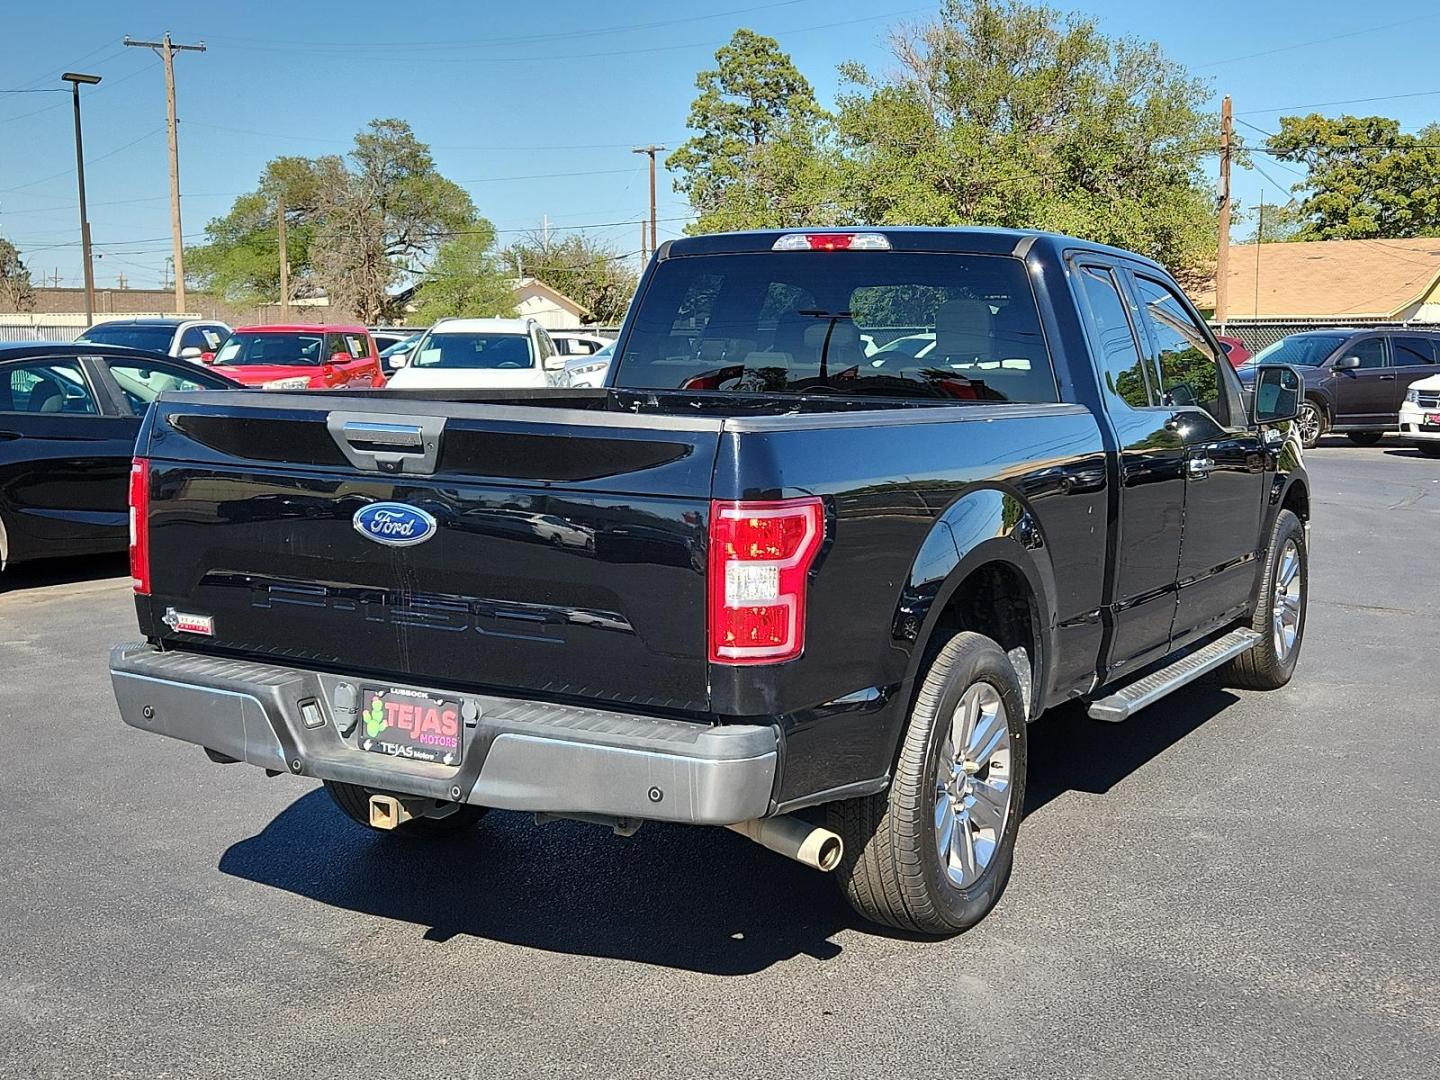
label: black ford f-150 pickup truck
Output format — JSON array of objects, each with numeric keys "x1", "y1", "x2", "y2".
[{"x1": 110, "y1": 228, "x2": 1310, "y2": 934}]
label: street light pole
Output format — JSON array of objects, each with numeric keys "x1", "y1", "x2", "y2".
[{"x1": 62, "y1": 72, "x2": 101, "y2": 326}]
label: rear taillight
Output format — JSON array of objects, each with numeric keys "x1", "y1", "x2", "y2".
[
  {"x1": 129, "y1": 457, "x2": 151, "y2": 595},
  {"x1": 708, "y1": 497, "x2": 824, "y2": 665}
]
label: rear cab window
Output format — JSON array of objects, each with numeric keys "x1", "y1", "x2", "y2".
[{"x1": 611, "y1": 251, "x2": 1058, "y2": 403}]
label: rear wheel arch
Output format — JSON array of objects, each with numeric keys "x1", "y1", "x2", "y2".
[
  {"x1": 899, "y1": 537, "x2": 1052, "y2": 730},
  {"x1": 1280, "y1": 478, "x2": 1310, "y2": 522}
]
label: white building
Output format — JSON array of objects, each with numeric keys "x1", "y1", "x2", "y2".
[{"x1": 512, "y1": 277, "x2": 591, "y2": 330}]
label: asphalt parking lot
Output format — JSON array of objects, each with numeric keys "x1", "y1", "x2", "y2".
[{"x1": 2, "y1": 439, "x2": 1437, "y2": 1080}]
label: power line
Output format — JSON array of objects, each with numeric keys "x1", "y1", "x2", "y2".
[
  {"x1": 211, "y1": 0, "x2": 817, "y2": 50},
  {"x1": 180, "y1": 119, "x2": 688, "y2": 152},
  {"x1": 0, "y1": 53, "x2": 158, "y2": 126},
  {"x1": 218, "y1": 5, "x2": 931, "y2": 65},
  {"x1": 0, "y1": 128, "x2": 166, "y2": 194},
  {"x1": 1199, "y1": 14, "x2": 1440, "y2": 68},
  {"x1": 1238, "y1": 88, "x2": 1440, "y2": 115}
]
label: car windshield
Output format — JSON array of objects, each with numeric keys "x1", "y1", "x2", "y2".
[
  {"x1": 611, "y1": 250, "x2": 1058, "y2": 402},
  {"x1": 77, "y1": 324, "x2": 175, "y2": 351},
  {"x1": 214, "y1": 332, "x2": 325, "y2": 367},
  {"x1": 1245, "y1": 334, "x2": 1347, "y2": 368},
  {"x1": 380, "y1": 335, "x2": 419, "y2": 357},
  {"x1": 411, "y1": 332, "x2": 535, "y2": 370}
]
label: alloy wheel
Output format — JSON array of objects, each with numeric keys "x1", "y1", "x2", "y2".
[
  {"x1": 1272, "y1": 539, "x2": 1303, "y2": 661},
  {"x1": 1297, "y1": 404, "x2": 1322, "y2": 446},
  {"x1": 934, "y1": 682, "x2": 1013, "y2": 889}
]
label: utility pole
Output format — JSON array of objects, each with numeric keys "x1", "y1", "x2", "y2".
[
  {"x1": 1254, "y1": 194, "x2": 1264, "y2": 318},
  {"x1": 62, "y1": 72, "x2": 101, "y2": 325},
  {"x1": 632, "y1": 144, "x2": 665, "y2": 254},
  {"x1": 1215, "y1": 95, "x2": 1233, "y2": 331},
  {"x1": 124, "y1": 32, "x2": 206, "y2": 315},
  {"x1": 277, "y1": 194, "x2": 291, "y2": 320},
  {"x1": 639, "y1": 220, "x2": 647, "y2": 265}
]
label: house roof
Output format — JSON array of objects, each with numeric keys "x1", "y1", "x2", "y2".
[
  {"x1": 1198, "y1": 237, "x2": 1440, "y2": 318},
  {"x1": 514, "y1": 277, "x2": 591, "y2": 317}
]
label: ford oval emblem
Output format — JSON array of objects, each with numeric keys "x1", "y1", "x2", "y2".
[{"x1": 353, "y1": 502, "x2": 438, "y2": 547}]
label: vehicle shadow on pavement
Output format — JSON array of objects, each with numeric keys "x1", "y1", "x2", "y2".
[
  {"x1": 0, "y1": 553, "x2": 128, "y2": 594},
  {"x1": 219, "y1": 789, "x2": 853, "y2": 976},
  {"x1": 219, "y1": 678, "x2": 1240, "y2": 973},
  {"x1": 1023, "y1": 677, "x2": 1240, "y2": 815}
]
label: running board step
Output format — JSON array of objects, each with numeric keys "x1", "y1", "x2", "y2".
[{"x1": 1087, "y1": 629, "x2": 1261, "y2": 723}]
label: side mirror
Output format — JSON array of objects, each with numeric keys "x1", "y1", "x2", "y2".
[
  {"x1": 1253, "y1": 364, "x2": 1303, "y2": 425},
  {"x1": 331, "y1": 351, "x2": 351, "y2": 365},
  {"x1": 199, "y1": 351, "x2": 216, "y2": 364},
  {"x1": 1333, "y1": 355, "x2": 1361, "y2": 372},
  {"x1": 389, "y1": 352, "x2": 409, "y2": 369},
  {"x1": 179, "y1": 346, "x2": 203, "y2": 359},
  {"x1": 543, "y1": 353, "x2": 567, "y2": 371}
]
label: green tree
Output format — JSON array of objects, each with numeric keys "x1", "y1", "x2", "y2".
[
  {"x1": 0, "y1": 239, "x2": 36, "y2": 311},
  {"x1": 504, "y1": 231, "x2": 639, "y2": 324},
  {"x1": 409, "y1": 224, "x2": 516, "y2": 324},
  {"x1": 186, "y1": 155, "x2": 333, "y2": 305},
  {"x1": 188, "y1": 120, "x2": 478, "y2": 322},
  {"x1": 667, "y1": 28, "x2": 837, "y2": 231},
  {"x1": 1265, "y1": 114, "x2": 1440, "y2": 239},
  {"x1": 669, "y1": 3, "x2": 1222, "y2": 288}
]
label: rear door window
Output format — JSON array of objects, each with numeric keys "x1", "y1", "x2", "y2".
[
  {"x1": 1, "y1": 359, "x2": 99, "y2": 414},
  {"x1": 1392, "y1": 336, "x2": 1438, "y2": 366},
  {"x1": 1074, "y1": 264, "x2": 1154, "y2": 409},
  {"x1": 612, "y1": 252, "x2": 1057, "y2": 402}
]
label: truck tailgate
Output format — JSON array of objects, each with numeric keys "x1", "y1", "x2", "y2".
[{"x1": 138, "y1": 393, "x2": 721, "y2": 713}]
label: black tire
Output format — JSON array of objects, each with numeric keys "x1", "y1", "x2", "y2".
[
  {"x1": 323, "y1": 779, "x2": 487, "y2": 837},
  {"x1": 1296, "y1": 400, "x2": 1326, "y2": 450},
  {"x1": 1415, "y1": 442, "x2": 1440, "y2": 459},
  {"x1": 1226, "y1": 509, "x2": 1307, "y2": 691},
  {"x1": 1345, "y1": 431, "x2": 1384, "y2": 447},
  {"x1": 828, "y1": 631, "x2": 1027, "y2": 935}
]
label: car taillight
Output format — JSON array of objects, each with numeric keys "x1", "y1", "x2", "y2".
[
  {"x1": 129, "y1": 457, "x2": 151, "y2": 595},
  {"x1": 708, "y1": 497, "x2": 824, "y2": 664}
]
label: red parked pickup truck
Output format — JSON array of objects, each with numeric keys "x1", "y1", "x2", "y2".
[{"x1": 205, "y1": 324, "x2": 385, "y2": 390}]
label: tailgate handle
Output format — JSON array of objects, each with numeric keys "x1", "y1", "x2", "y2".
[
  {"x1": 327, "y1": 411, "x2": 446, "y2": 475},
  {"x1": 341, "y1": 421, "x2": 424, "y2": 450}
]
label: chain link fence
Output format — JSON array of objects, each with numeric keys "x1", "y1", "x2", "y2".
[{"x1": 1207, "y1": 318, "x2": 1432, "y2": 353}]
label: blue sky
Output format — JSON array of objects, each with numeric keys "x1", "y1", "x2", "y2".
[{"x1": 2, "y1": 0, "x2": 1437, "y2": 289}]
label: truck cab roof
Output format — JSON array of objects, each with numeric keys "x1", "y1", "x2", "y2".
[{"x1": 659, "y1": 226, "x2": 1169, "y2": 273}]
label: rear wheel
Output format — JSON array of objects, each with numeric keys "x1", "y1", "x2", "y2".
[
  {"x1": 1296, "y1": 401, "x2": 1326, "y2": 449},
  {"x1": 1346, "y1": 431, "x2": 1384, "y2": 447},
  {"x1": 829, "y1": 632, "x2": 1026, "y2": 935},
  {"x1": 1226, "y1": 509, "x2": 1307, "y2": 691},
  {"x1": 1415, "y1": 442, "x2": 1440, "y2": 459},
  {"x1": 323, "y1": 779, "x2": 487, "y2": 837}
]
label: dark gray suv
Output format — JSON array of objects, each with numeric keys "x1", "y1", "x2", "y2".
[{"x1": 1238, "y1": 329, "x2": 1440, "y2": 448}]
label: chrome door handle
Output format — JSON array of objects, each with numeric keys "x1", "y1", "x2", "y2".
[
  {"x1": 1187, "y1": 456, "x2": 1215, "y2": 479},
  {"x1": 1379, "y1": 374, "x2": 1396, "y2": 380}
]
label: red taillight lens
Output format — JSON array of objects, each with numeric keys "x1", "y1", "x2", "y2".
[
  {"x1": 708, "y1": 497, "x2": 824, "y2": 664},
  {"x1": 129, "y1": 457, "x2": 151, "y2": 595}
]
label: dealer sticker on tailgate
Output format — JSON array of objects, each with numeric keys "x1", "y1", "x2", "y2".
[{"x1": 357, "y1": 687, "x2": 462, "y2": 766}]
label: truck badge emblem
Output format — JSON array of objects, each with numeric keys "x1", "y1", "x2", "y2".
[{"x1": 353, "y1": 502, "x2": 438, "y2": 547}]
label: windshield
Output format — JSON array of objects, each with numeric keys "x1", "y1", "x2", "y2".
[
  {"x1": 611, "y1": 250, "x2": 1057, "y2": 402},
  {"x1": 1246, "y1": 334, "x2": 1346, "y2": 368},
  {"x1": 77, "y1": 324, "x2": 175, "y2": 352},
  {"x1": 380, "y1": 335, "x2": 419, "y2": 357},
  {"x1": 411, "y1": 332, "x2": 535, "y2": 370},
  {"x1": 214, "y1": 332, "x2": 326, "y2": 367}
]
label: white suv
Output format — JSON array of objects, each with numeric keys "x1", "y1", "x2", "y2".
[
  {"x1": 385, "y1": 318, "x2": 564, "y2": 390},
  {"x1": 1400, "y1": 374, "x2": 1440, "y2": 458},
  {"x1": 77, "y1": 318, "x2": 231, "y2": 361}
]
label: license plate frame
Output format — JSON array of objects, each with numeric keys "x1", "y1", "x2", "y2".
[{"x1": 356, "y1": 686, "x2": 463, "y2": 767}]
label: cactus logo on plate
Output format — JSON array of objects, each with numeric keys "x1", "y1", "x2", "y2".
[{"x1": 353, "y1": 502, "x2": 438, "y2": 547}]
